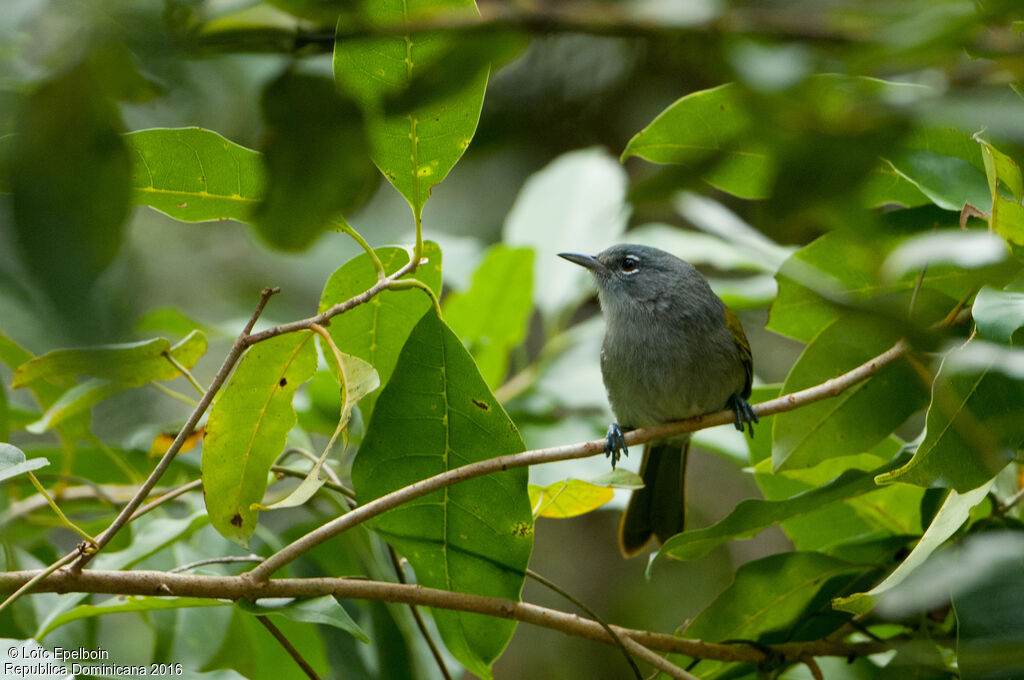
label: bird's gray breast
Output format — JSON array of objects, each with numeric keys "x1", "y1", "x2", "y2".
[{"x1": 599, "y1": 298, "x2": 741, "y2": 428}]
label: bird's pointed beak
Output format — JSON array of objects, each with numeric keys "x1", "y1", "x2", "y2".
[{"x1": 558, "y1": 252, "x2": 604, "y2": 273}]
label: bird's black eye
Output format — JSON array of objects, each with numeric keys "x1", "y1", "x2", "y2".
[{"x1": 621, "y1": 256, "x2": 640, "y2": 273}]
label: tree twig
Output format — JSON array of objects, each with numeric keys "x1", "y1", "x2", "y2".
[
  {"x1": 256, "y1": 615, "x2": 322, "y2": 680},
  {"x1": 169, "y1": 555, "x2": 265, "y2": 574},
  {"x1": 386, "y1": 548, "x2": 452, "y2": 680},
  {"x1": 0, "y1": 569, "x2": 890, "y2": 664},
  {"x1": 71, "y1": 287, "x2": 281, "y2": 573},
  {"x1": 247, "y1": 339, "x2": 910, "y2": 582}
]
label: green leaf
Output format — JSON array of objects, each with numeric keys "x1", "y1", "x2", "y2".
[
  {"x1": 884, "y1": 151, "x2": 991, "y2": 212},
  {"x1": 319, "y1": 242, "x2": 442, "y2": 420},
  {"x1": 0, "y1": 443, "x2": 48, "y2": 482},
  {"x1": 25, "y1": 378, "x2": 121, "y2": 434},
  {"x1": 991, "y1": 195, "x2": 1024, "y2": 246},
  {"x1": 768, "y1": 226, "x2": 1010, "y2": 342},
  {"x1": 0, "y1": 333, "x2": 89, "y2": 441},
  {"x1": 259, "y1": 350, "x2": 377, "y2": 511},
  {"x1": 36, "y1": 512, "x2": 210, "y2": 638},
  {"x1": 333, "y1": 0, "x2": 486, "y2": 219},
  {"x1": 756, "y1": 442, "x2": 924, "y2": 552},
  {"x1": 12, "y1": 331, "x2": 207, "y2": 389},
  {"x1": 657, "y1": 451, "x2": 909, "y2": 563},
  {"x1": 834, "y1": 482, "x2": 992, "y2": 615},
  {"x1": 973, "y1": 281, "x2": 1024, "y2": 344},
  {"x1": 252, "y1": 72, "x2": 376, "y2": 250},
  {"x1": 681, "y1": 552, "x2": 865, "y2": 676},
  {"x1": 9, "y1": 53, "x2": 131, "y2": 313},
  {"x1": 202, "y1": 332, "x2": 317, "y2": 545},
  {"x1": 621, "y1": 83, "x2": 773, "y2": 199},
  {"x1": 38, "y1": 597, "x2": 228, "y2": 640},
  {"x1": 772, "y1": 314, "x2": 928, "y2": 471},
  {"x1": 135, "y1": 306, "x2": 220, "y2": 339},
  {"x1": 977, "y1": 136, "x2": 1023, "y2": 203},
  {"x1": 443, "y1": 245, "x2": 533, "y2": 388},
  {"x1": 877, "y1": 340, "x2": 1024, "y2": 491},
  {"x1": 236, "y1": 596, "x2": 369, "y2": 643},
  {"x1": 353, "y1": 312, "x2": 532, "y2": 680},
  {"x1": 126, "y1": 127, "x2": 264, "y2": 222}
]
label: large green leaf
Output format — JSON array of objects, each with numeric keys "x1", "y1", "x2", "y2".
[
  {"x1": 834, "y1": 482, "x2": 992, "y2": 616},
  {"x1": 202, "y1": 332, "x2": 317, "y2": 545},
  {"x1": 252, "y1": 71, "x2": 376, "y2": 250},
  {"x1": 443, "y1": 245, "x2": 533, "y2": 388},
  {"x1": 352, "y1": 312, "x2": 532, "y2": 680},
  {"x1": 680, "y1": 552, "x2": 867, "y2": 678},
  {"x1": 621, "y1": 83, "x2": 773, "y2": 199},
  {"x1": 656, "y1": 451, "x2": 910, "y2": 563},
  {"x1": 126, "y1": 127, "x2": 263, "y2": 223},
  {"x1": 772, "y1": 314, "x2": 928, "y2": 471},
  {"x1": 876, "y1": 340, "x2": 1024, "y2": 491},
  {"x1": 333, "y1": 0, "x2": 486, "y2": 219},
  {"x1": 319, "y1": 242, "x2": 442, "y2": 420},
  {"x1": 767, "y1": 226, "x2": 1014, "y2": 342},
  {"x1": 12, "y1": 331, "x2": 206, "y2": 389}
]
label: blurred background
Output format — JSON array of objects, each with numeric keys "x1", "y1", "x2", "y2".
[{"x1": 1, "y1": 0, "x2": 1022, "y2": 678}]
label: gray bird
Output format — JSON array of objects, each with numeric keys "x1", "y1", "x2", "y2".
[{"x1": 559, "y1": 244, "x2": 756, "y2": 557}]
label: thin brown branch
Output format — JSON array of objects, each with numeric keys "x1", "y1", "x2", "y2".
[
  {"x1": 242, "y1": 256, "x2": 418, "y2": 346},
  {"x1": 169, "y1": 555, "x2": 264, "y2": 574},
  {"x1": 71, "y1": 287, "x2": 281, "y2": 573},
  {"x1": 129, "y1": 479, "x2": 203, "y2": 521},
  {"x1": 387, "y1": 548, "x2": 452, "y2": 680},
  {"x1": 0, "y1": 569, "x2": 889, "y2": 664},
  {"x1": 617, "y1": 636, "x2": 699, "y2": 680},
  {"x1": 256, "y1": 615, "x2": 322, "y2": 680},
  {"x1": 248, "y1": 339, "x2": 910, "y2": 582}
]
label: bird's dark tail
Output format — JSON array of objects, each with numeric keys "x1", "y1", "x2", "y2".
[{"x1": 618, "y1": 441, "x2": 689, "y2": 558}]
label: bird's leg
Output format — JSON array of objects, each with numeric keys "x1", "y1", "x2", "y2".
[
  {"x1": 605, "y1": 422, "x2": 629, "y2": 469},
  {"x1": 727, "y1": 394, "x2": 759, "y2": 438}
]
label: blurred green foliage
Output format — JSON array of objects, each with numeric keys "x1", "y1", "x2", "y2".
[{"x1": 2, "y1": 0, "x2": 1024, "y2": 679}]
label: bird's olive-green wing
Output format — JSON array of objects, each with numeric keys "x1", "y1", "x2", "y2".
[{"x1": 724, "y1": 308, "x2": 754, "y2": 399}]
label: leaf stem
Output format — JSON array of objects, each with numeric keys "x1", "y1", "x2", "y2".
[
  {"x1": 334, "y1": 218, "x2": 385, "y2": 280},
  {"x1": 161, "y1": 351, "x2": 208, "y2": 395},
  {"x1": 26, "y1": 472, "x2": 98, "y2": 548},
  {"x1": 150, "y1": 381, "x2": 200, "y2": 406},
  {"x1": 387, "y1": 278, "x2": 442, "y2": 317}
]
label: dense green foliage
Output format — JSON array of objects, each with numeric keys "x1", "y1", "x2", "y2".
[{"x1": 1, "y1": 1, "x2": 1024, "y2": 679}]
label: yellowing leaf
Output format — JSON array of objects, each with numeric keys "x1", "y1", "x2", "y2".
[{"x1": 529, "y1": 480, "x2": 615, "y2": 519}]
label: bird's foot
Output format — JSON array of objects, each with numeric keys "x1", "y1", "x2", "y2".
[
  {"x1": 605, "y1": 422, "x2": 629, "y2": 469},
  {"x1": 727, "y1": 394, "x2": 759, "y2": 438}
]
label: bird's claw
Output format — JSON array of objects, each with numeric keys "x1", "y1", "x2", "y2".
[
  {"x1": 605, "y1": 422, "x2": 629, "y2": 469},
  {"x1": 728, "y1": 394, "x2": 759, "y2": 438}
]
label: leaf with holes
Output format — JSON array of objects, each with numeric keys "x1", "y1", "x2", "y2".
[
  {"x1": 352, "y1": 312, "x2": 532, "y2": 680},
  {"x1": 333, "y1": 0, "x2": 486, "y2": 218},
  {"x1": 127, "y1": 127, "x2": 264, "y2": 223},
  {"x1": 202, "y1": 332, "x2": 317, "y2": 545},
  {"x1": 319, "y1": 242, "x2": 442, "y2": 420}
]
